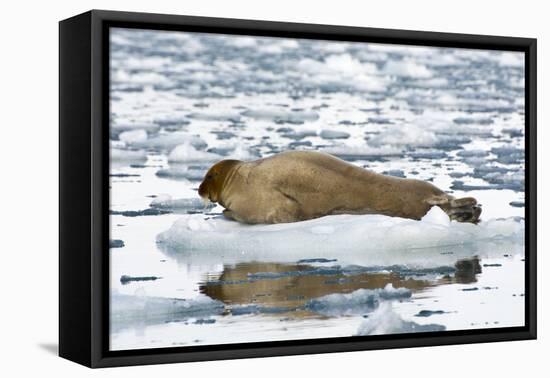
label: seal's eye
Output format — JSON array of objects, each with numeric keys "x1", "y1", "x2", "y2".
[{"x1": 206, "y1": 174, "x2": 213, "y2": 179}]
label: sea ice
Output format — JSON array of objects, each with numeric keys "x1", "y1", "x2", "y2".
[
  {"x1": 356, "y1": 302, "x2": 445, "y2": 335},
  {"x1": 157, "y1": 207, "x2": 524, "y2": 267},
  {"x1": 319, "y1": 130, "x2": 351, "y2": 140},
  {"x1": 321, "y1": 145, "x2": 403, "y2": 160},
  {"x1": 383, "y1": 60, "x2": 433, "y2": 78},
  {"x1": 150, "y1": 194, "x2": 216, "y2": 212},
  {"x1": 132, "y1": 132, "x2": 207, "y2": 151},
  {"x1": 156, "y1": 166, "x2": 207, "y2": 181},
  {"x1": 118, "y1": 129, "x2": 148, "y2": 144},
  {"x1": 187, "y1": 110, "x2": 242, "y2": 122},
  {"x1": 242, "y1": 108, "x2": 320, "y2": 124},
  {"x1": 168, "y1": 143, "x2": 223, "y2": 163},
  {"x1": 110, "y1": 148, "x2": 147, "y2": 163},
  {"x1": 305, "y1": 284, "x2": 411, "y2": 316},
  {"x1": 369, "y1": 124, "x2": 438, "y2": 147},
  {"x1": 111, "y1": 293, "x2": 224, "y2": 325}
]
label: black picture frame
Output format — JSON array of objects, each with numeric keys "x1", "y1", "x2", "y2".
[{"x1": 59, "y1": 9, "x2": 537, "y2": 368}]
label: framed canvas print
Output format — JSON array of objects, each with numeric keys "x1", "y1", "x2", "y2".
[{"x1": 59, "y1": 10, "x2": 536, "y2": 368}]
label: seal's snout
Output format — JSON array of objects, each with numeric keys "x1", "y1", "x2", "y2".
[{"x1": 198, "y1": 180, "x2": 208, "y2": 200}]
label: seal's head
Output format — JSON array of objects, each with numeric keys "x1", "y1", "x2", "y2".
[{"x1": 198, "y1": 159, "x2": 241, "y2": 203}]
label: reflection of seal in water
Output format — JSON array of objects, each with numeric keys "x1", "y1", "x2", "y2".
[
  {"x1": 199, "y1": 258, "x2": 480, "y2": 316},
  {"x1": 198, "y1": 151, "x2": 481, "y2": 224}
]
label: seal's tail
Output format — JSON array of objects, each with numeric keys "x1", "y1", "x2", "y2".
[{"x1": 427, "y1": 195, "x2": 482, "y2": 224}]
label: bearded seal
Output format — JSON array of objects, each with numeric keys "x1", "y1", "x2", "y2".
[{"x1": 198, "y1": 150, "x2": 481, "y2": 224}]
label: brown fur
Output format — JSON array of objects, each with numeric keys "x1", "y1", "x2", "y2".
[{"x1": 198, "y1": 151, "x2": 481, "y2": 224}]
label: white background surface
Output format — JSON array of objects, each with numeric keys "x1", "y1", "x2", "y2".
[{"x1": 0, "y1": 0, "x2": 546, "y2": 376}]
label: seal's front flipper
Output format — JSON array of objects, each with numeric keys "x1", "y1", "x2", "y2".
[
  {"x1": 435, "y1": 196, "x2": 482, "y2": 224},
  {"x1": 223, "y1": 209, "x2": 246, "y2": 223}
]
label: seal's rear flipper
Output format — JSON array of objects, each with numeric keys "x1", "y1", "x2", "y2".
[{"x1": 427, "y1": 195, "x2": 482, "y2": 224}]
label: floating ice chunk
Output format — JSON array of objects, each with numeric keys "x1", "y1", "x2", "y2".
[
  {"x1": 456, "y1": 149, "x2": 489, "y2": 158},
  {"x1": 119, "y1": 129, "x2": 148, "y2": 144},
  {"x1": 150, "y1": 194, "x2": 215, "y2": 212},
  {"x1": 451, "y1": 181, "x2": 495, "y2": 191},
  {"x1": 382, "y1": 169, "x2": 406, "y2": 178},
  {"x1": 111, "y1": 121, "x2": 159, "y2": 134},
  {"x1": 258, "y1": 40, "x2": 299, "y2": 54},
  {"x1": 497, "y1": 52, "x2": 524, "y2": 68},
  {"x1": 224, "y1": 36, "x2": 257, "y2": 48},
  {"x1": 322, "y1": 145, "x2": 403, "y2": 160},
  {"x1": 491, "y1": 146, "x2": 525, "y2": 165},
  {"x1": 156, "y1": 166, "x2": 206, "y2": 181},
  {"x1": 224, "y1": 145, "x2": 261, "y2": 161},
  {"x1": 305, "y1": 285, "x2": 411, "y2": 316},
  {"x1": 187, "y1": 110, "x2": 242, "y2": 122},
  {"x1": 168, "y1": 143, "x2": 223, "y2": 163},
  {"x1": 407, "y1": 150, "x2": 448, "y2": 160},
  {"x1": 410, "y1": 77, "x2": 449, "y2": 88},
  {"x1": 367, "y1": 44, "x2": 435, "y2": 57},
  {"x1": 367, "y1": 117, "x2": 393, "y2": 124},
  {"x1": 153, "y1": 114, "x2": 191, "y2": 127},
  {"x1": 369, "y1": 124, "x2": 438, "y2": 147},
  {"x1": 461, "y1": 156, "x2": 487, "y2": 167},
  {"x1": 111, "y1": 293, "x2": 224, "y2": 325},
  {"x1": 133, "y1": 132, "x2": 207, "y2": 151},
  {"x1": 453, "y1": 116, "x2": 494, "y2": 125},
  {"x1": 110, "y1": 148, "x2": 147, "y2": 163},
  {"x1": 424, "y1": 53, "x2": 467, "y2": 67},
  {"x1": 211, "y1": 130, "x2": 236, "y2": 140},
  {"x1": 356, "y1": 302, "x2": 445, "y2": 335},
  {"x1": 242, "y1": 108, "x2": 319, "y2": 124},
  {"x1": 471, "y1": 164, "x2": 525, "y2": 191},
  {"x1": 317, "y1": 42, "x2": 350, "y2": 53},
  {"x1": 112, "y1": 70, "x2": 170, "y2": 85},
  {"x1": 157, "y1": 210, "x2": 524, "y2": 267},
  {"x1": 296, "y1": 55, "x2": 386, "y2": 92},
  {"x1": 325, "y1": 54, "x2": 378, "y2": 75},
  {"x1": 122, "y1": 56, "x2": 172, "y2": 70},
  {"x1": 434, "y1": 93, "x2": 459, "y2": 106},
  {"x1": 281, "y1": 130, "x2": 317, "y2": 140},
  {"x1": 383, "y1": 60, "x2": 433, "y2": 78},
  {"x1": 319, "y1": 130, "x2": 351, "y2": 140},
  {"x1": 111, "y1": 208, "x2": 171, "y2": 217},
  {"x1": 298, "y1": 54, "x2": 377, "y2": 76},
  {"x1": 502, "y1": 128, "x2": 523, "y2": 138}
]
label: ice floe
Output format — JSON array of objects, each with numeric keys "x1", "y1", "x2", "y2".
[
  {"x1": 110, "y1": 148, "x2": 147, "y2": 163},
  {"x1": 111, "y1": 293, "x2": 224, "y2": 327},
  {"x1": 118, "y1": 129, "x2": 148, "y2": 144},
  {"x1": 319, "y1": 130, "x2": 351, "y2": 140},
  {"x1": 156, "y1": 166, "x2": 207, "y2": 181},
  {"x1": 133, "y1": 132, "x2": 207, "y2": 152},
  {"x1": 150, "y1": 194, "x2": 215, "y2": 213},
  {"x1": 368, "y1": 124, "x2": 438, "y2": 148},
  {"x1": 157, "y1": 207, "x2": 524, "y2": 267},
  {"x1": 305, "y1": 284, "x2": 411, "y2": 316},
  {"x1": 356, "y1": 302, "x2": 445, "y2": 335},
  {"x1": 321, "y1": 145, "x2": 403, "y2": 160},
  {"x1": 242, "y1": 108, "x2": 320, "y2": 124},
  {"x1": 168, "y1": 143, "x2": 223, "y2": 163},
  {"x1": 383, "y1": 60, "x2": 433, "y2": 78}
]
